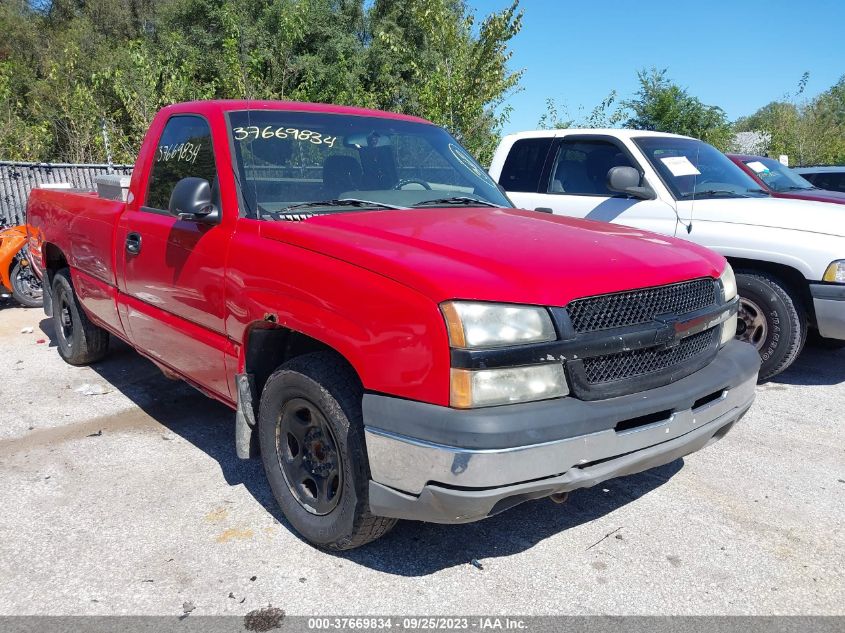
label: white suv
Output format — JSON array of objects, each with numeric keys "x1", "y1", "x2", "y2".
[{"x1": 490, "y1": 129, "x2": 845, "y2": 379}]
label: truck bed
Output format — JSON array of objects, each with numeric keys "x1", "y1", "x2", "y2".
[{"x1": 27, "y1": 188, "x2": 126, "y2": 334}]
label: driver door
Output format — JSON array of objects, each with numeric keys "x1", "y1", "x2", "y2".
[{"x1": 117, "y1": 114, "x2": 233, "y2": 400}]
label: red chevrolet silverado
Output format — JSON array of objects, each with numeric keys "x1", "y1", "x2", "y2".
[{"x1": 27, "y1": 100, "x2": 759, "y2": 549}]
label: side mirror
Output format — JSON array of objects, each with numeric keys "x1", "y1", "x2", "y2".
[
  {"x1": 168, "y1": 177, "x2": 220, "y2": 223},
  {"x1": 607, "y1": 166, "x2": 656, "y2": 200}
]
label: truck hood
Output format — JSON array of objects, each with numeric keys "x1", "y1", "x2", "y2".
[
  {"x1": 260, "y1": 207, "x2": 725, "y2": 306},
  {"x1": 684, "y1": 196, "x2": 845, "y2": 237}
]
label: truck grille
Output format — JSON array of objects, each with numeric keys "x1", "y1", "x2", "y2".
[
  {"x1": 567, "y1": 278, "x2": 717, "y2": 333},
  {"x1": 581, "y1": 327, "x2": 719, "y2": 385}
]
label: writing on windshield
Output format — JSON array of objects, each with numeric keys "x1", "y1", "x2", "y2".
[
  {"x1": 228, "y1": 110, "x2": 511, "y2": 219},
  {"x1": 232, "y1": 126, "x2": 339, "y2": 148}
]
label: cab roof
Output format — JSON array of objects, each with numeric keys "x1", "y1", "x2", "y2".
[
  {"x1": 502, "y1": 128, "x2": 695, "y2": 141},
  {"x1": 158, "y1": 99, "x2": 432, "y2": 125}
]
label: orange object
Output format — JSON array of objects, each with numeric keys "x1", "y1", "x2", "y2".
[{"x1": 0, "y1": 223, "x2": 42, "y2": 307}]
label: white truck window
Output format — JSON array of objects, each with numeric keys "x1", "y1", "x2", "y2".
[
  {"x1": 498, "y1": 137, "x2": 553, "y2": 192},
  {"x1": 548, "y1": 139, "x2": 634, "y2": 196}
]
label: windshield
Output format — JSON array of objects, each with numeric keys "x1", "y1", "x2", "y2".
[
  {"x1": 634, "y1": 136, "x2": 768, "y2": 200},
  {"x1": 740, "y1": 156, "x2": 816, "y2": 192},
  {"x1": 227, "y1": 111, "x2": 511, "y2": 218}
]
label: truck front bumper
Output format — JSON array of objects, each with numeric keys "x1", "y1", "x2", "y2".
[
  {"x1": 363, "y1": 340, "x2": 759, "y2": 524},
  {"x1": 811, "y1": 283, "x2": 845, "y2": 340}
]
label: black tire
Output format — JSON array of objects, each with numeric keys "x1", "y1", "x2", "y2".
[
  {"x1": 51, "y1": 268, "x2": 109, "y2": 365},
  {"x1": 735, "y1": 272, "x2": 806, "y2": 380},
  {"x1": 10, "y1": 261, "x2": 43, "y2": 308},
  {"x1": 258, "y1": 352, "x2": 396, "y2": 550}
]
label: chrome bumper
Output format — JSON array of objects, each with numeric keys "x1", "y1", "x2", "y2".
[
  {"x1": 364, "y1": 341, "x2": 759, "y2": 523},
  {"x1": 367, "y1": 373, "x2": 755, "y2": 495}
]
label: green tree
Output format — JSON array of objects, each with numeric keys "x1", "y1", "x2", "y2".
[
  {"x1": 734, "y1": 73, "x2": 809, "y2": 164},
  {"x1": 0, "y1": 2, "x2": 51, "y2": 160},
  {"x1": 623, "y1": 68, "x2": 732, "y2": 150},
  {"x1": 538, "y1": 90, "x2": 624, "y2": 129},
  {"x1": 734, "y1": 72, "x2": 845, "y2": 166},
  {"x1": 734, "y1": 101, "x2": 801, "y2": 160},
  {"x1": 0, "y1": 0, "x2": 523, "y2": 165},
  {"x1": 537, "y1": 97, "x2": 574, "y2": 130},
  {"x1": 810, "y1": 76, "x2": 845, "y2": 163},
  {"x1": 368, "y1": 0, "x2": 523, "y2": 165}
]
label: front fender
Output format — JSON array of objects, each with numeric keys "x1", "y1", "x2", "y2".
[
  {"x1": 685, "y1": 221, "x2": 843, "y2": 281},
  {"x1": 225, "y1": 227, "x2": 452, "y2": 406}
]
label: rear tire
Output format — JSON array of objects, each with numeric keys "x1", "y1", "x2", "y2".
[
  {"x1": 258, "y1": 352, "x2": 396, "y2": 550},
  {"x1": 10, "y1": 261, "x2": 43, "y2": 308},
  {"x1": 51, "y1": 268, "x2": 109, "y2": 365},
  {"x1": 735, "y1": 272, "x2": 805, "y2": 380}
]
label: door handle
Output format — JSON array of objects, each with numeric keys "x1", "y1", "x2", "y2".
[{"x1": 126, "y1": 232, "x2": 142, "y2": 255}]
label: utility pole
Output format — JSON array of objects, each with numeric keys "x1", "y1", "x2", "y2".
[{"x1": 101, "y1": 118, "x2": 114, "y2": 173}]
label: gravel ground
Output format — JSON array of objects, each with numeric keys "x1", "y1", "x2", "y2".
[{"x1": 0, "y1": 303, "x2": 842, "y2": 616}]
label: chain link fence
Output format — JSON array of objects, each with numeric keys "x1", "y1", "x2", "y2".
[
  {"x1": 0, "y1": 162, "x2": 133, "y2": 226},
  {"x1": 1, "y1": 161, "x2": 461, "y2": 226}
]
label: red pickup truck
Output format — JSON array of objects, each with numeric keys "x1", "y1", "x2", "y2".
[{"x1": 27, "y1": 100, "x2": 759, "y2": 549}]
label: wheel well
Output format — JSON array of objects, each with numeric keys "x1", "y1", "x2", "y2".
[
  {"x1": 726, "y1": 257, "x2": 815, "y2": 326},
  {"x1": 243, "y1": 325, "x2": 358, "y2": 400},
  {"x1": 42, "y1": 243, "x2": 68, "y2": 286}
]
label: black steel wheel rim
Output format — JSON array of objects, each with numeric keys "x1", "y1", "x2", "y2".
[
  {"x1": 57, "y1": 294, "x2": 73, "y2": 344},
  {"x1": 275, "y1": 397, "x2": 343, "y2": 516}
]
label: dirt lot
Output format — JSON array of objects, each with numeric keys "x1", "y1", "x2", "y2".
[{"x1": 0, "y1": 303, "x2": 843, "y2": 616}]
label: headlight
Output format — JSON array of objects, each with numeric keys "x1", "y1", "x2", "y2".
[
  {"x1": 718, "y1": 264, "x2": 738, "y2": 346},
  {"x1": 823, "y1": 260, "x2": 845, "y2": 283},
  {"x1": 441, "y1": 301, "x2": 556, "y2": 349},
  {"x1": 720, "y1": 263, "x2": 737, "y2": 302},
  {"x1": 450, "y1": 364, "x2": 569, "y2": 408}
]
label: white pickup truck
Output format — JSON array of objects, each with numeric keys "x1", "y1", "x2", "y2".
[{"x1": 490, "y1": 129, "x2": 845, "y2": 379}]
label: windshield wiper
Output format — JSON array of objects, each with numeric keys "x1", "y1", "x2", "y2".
[
  {"x1": 411, "y1": 196, "x2": 503, "y2": 208},
  {"x1": 679, "y1": 190, "x2": 747, "y2": 200},
  {"x1": 746, "y1": 188, "x2": 770, "y2": 195},
  {"x1": 281, "y1": 198, "x2": 408, "y2": 213},
  {"x1": 786, "y1": 185, "x2": 816, "y2": 191}
]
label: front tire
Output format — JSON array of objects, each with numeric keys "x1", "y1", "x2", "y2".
[
  {"x1": 258, "y1": 352, "x2": 396, "y2": 550},
  {"x1": 10, "y1": 261, "x2": 43, "y2": 308},
  {"x1": 735, "y1": 272, "x2": 805, "y2": 380},
  {"x1": 51, "y1": 268, "x2": 109, "y2": 365}
]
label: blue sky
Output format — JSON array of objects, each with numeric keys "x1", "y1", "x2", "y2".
[{"x1": 468, "y1": 0, "x2": 845, "y2": 135}]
